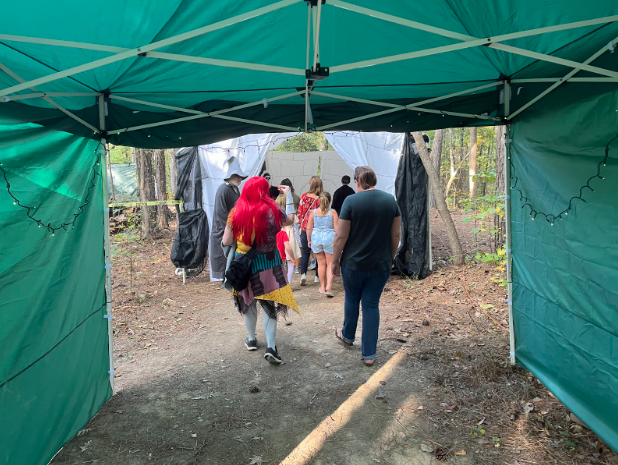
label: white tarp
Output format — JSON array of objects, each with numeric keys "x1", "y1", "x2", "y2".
[
  {"x1": 324, "y1": 131, "x2": 405, "y2": 196},
  {"x1": 198, "y1": 132, "x2": 297, "y2": 231},
  {"x1": 197, "y1": 133, "x2": 296, "y2": 280}
]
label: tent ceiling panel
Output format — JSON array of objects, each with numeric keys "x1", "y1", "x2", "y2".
[{"x1": 0, "y1": 0, "x2": 617, "y2": 147}]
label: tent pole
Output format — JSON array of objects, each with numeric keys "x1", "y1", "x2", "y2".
[
  {"x1": 313, "y1": 0, "x2": 323, "y2": 70},
  {"x1": 0, "y1": 61, "x2": 100, "y2": 133},
  {"x1": 507, "y1": 36, "x2": 618, "y2": 120},
  {"x1": 304, "y1": 2, "x2": 311, "y2": 132},
  {"x1": 99, "y1": 94, "x2": 115, "y2": 392},
  {"x1": 112, "y1": 90, "x2": 303, "y2": 134},
  {"x1": 504, "y1": 93, "x2": 515, "y2": 365},
  {"x1": 330, "y1": 0, "x2": 618, "y2": 44},
  {"x1": 0, "y1": 0, "x2": 299, "y2": 98}
]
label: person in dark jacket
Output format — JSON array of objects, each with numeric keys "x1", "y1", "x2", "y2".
[
  {"x1": 331, "y1": 175, "x2": 355, "y2": 216},
  {"x1": 209, "y1": 157, "x2": 247, "y2": 281}
]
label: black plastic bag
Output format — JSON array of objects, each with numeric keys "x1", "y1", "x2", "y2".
[
  {"x1": 170, "y1": 208, "x2": 209, "y2": 271},
  {"x1": 393, "y1": 133, "x2": 429, "y2": 279}
]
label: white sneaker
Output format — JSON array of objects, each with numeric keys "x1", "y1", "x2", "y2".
[
  {"x1": 300, "y1": 274, "x2": 307, "y2": 286},
  {"x1": 314, "y1": 276, "x2": 320, "y2": 283}
]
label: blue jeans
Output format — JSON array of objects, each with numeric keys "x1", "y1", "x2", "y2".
[{"x1": 341, "y1": 266, "x2": 390, "y2": 360}]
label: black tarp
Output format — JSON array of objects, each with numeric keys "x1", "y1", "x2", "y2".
[
  {"x1": 394, "y1": 133, "x2": 429, "y2": 279},
  {"x1": 170, "y1": 147, "x2": 209, "y2": 274}
]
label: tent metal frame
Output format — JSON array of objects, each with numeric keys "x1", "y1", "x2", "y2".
[
  {"x1": 0, "y1": 2, "x2": 617, "y2": 131},
  {"x1": 98, "y1": 95, "x2": 115, "y2": 393},
  {"x1": 109, "y1": 90, "x2": 304, "y2": 133}
]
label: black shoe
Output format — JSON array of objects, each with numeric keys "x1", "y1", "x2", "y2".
[
  {"x1": 264, "y1": 347, "x2": 282, "y2": 364},
  {"x1": 245, "y1": 338, "x2": 258, "y2": 351}
]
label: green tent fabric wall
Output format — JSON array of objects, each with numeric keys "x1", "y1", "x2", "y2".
[
  {"x1": 0, "y1": 123, "x2": 112, "y2": 465},
  {"x1": 510, "y1": 85, "x2": 618, "y2": 451}
]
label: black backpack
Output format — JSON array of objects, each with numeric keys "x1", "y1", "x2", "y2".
[{"x1": 225, "y1": 243, "x2": 257, "y2": 291}]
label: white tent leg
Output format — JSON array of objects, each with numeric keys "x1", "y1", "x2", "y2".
[
  {"x1": 99, "y1": 95, "x2": 115, "y2": 392},
  {"x1": 504, "y1": 122, "x2": 515, "y2": 366},
  {"x1": 182, "y1": 268, "x2": 187, "y2": 285}
]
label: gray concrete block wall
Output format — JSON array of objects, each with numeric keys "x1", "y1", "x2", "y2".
[
  {"x1": 265, "y1": 151, "x2": 356, "y2": 197},
  {"x1": 265, "y1": 151, "x2": 320, "y2": 194},
  {"x1": 320, "y1": 151, "x2": 356, "y2": 197}
]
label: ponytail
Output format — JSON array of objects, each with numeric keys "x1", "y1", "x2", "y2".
[{"x1": 319, "y1": 192, "x2": 331, "y2": 215}]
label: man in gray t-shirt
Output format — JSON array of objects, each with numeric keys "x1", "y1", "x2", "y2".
[{"x1": 332, "y1": 166, "x2": 401, "y2": 366}]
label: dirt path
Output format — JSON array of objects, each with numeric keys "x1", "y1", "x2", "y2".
[{"x1": 50, "y1": 215, "x2": 617, "y2": 465}]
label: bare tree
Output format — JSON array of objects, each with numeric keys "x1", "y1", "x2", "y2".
[
  {"x1": 413, "y1": 132, "x2": 464, "y2": 265},
  {"x1": 469, "y1": 127, "x2": 478, "y2": 198},
  {"x1": 154, "y1": 149, "x2": 168, "y2": 228},
  {"x1": 445, "y1": 148, "x2": 470, "y2": 199},
  {"x1": 136, "y1": 148, "x2": 155, "y2": 239},
  {"x1": 429, "y1": 129, "x2": 444, "y2": 209},
  {"x1": 169, "y1": 148, "x2": 178, "y2": 196}
]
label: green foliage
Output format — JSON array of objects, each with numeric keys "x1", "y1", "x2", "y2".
[
  {"x1": 469, "y1": 425, "x2": 486, "y2": 438},
  {"x1": 475, "y1": 248, "x2": 506, "y2": 265},
  {"x1": 273, "y1": 132, "x2": 331, "y2": 152},
  {"x1": 109, "y1": 145, "x2": 132, "y2": 164}
]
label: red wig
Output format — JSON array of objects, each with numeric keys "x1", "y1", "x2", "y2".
[{"x1": 231, "y1": 176, "x2": 284, "y2": 245}]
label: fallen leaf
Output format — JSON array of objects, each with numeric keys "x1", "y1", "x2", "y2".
[
  {"x1": 249, "y1": 455, "x2": 263, "y2": 465},
  {"x1": 417, "y1": 405, "x2": 424, "y2": 410},
  {"x1": 455, "y1": 450, "x2": 467, "y2": 456},
  {"x1": 523, "y1": 402, "x2": 534, "y2": 413},
  {"x1": 325, "y1": 362, "x2": 332, "y2": 368},
  {"x1": 190, "y1": 433, "x2": 197, "y2": 438},
  {"x1": 79, "y1": 440, "x2": 92, "y2": 453},
  {"x1": 420, "y1": 443, "x2": 434, "y2": 453},
  {"x1": 570, "y1": 413, "x2": 586, "y2": 426}
]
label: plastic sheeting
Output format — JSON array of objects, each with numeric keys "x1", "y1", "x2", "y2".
[
  {"x1": 0, "y1": 122, "x2": 111, "y2": 465},
  {"x1": 324, "y1": 132, "x2": 405, "y2": 196},
  {"x1": 107, "y1": 162, "x2": 137, "y2": 201},
  {"x1": 510, "y1": 84, "x2": 618, "y2": 452},
  {"x1": 192, "y1": 133, "x2": 295, "y2": 280},
  {"x1": 170, "y1": 208, "x2": 210, "y2": 271},
  {"x1": 394, "y1": 133, "x2": 429, "y2": 278}
]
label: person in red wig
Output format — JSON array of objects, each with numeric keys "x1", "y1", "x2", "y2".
[{"x1": 222, "y1": 177, "x2": 300, "y2": 364}]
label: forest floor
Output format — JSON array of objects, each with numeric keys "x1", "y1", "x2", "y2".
[{"x1": 51, "y1": 210, "x2": 618, "y2": 465}]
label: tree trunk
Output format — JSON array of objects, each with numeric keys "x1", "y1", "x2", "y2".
[
  {"x1": 430, "y1": 129, "x2": 444, "y2": 209},
  {"x1": 169, "y1": 148, "x2": 179, "y2": 196},
  {"x1": 413, "y1": 132, "x2": 464, "y2": 265},
  {"x1": 137, "y1": 148, "x2": 155, "y2": 239},
  {"x1": 469, "y1": 127, "x2": 478, "y2": 198},
  {"x1": 131, "y1": 147, "x2": 136, "y2": 163},
  {"x1": 494, "y1": 126, "x2": 506, "y2": 249},
  {"x1": 154, "y1": 149, "x2": 168, "y2": 228}
]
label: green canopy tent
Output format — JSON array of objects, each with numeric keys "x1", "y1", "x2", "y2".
[{"x1": 1, "y1": 1, "x2": 617, "y2": 463}]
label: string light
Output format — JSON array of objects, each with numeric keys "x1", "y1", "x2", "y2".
[
  {"x1": 1, "y1": 141, "x2": 103, "y2": 235},
  {"x1": 510, "y1": 128, "x2": 617, "y2": 224}
]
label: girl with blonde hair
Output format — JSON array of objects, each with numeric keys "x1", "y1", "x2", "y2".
[{"x1": 306, "y1": 192, "x2": 338, "y2": 297}]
